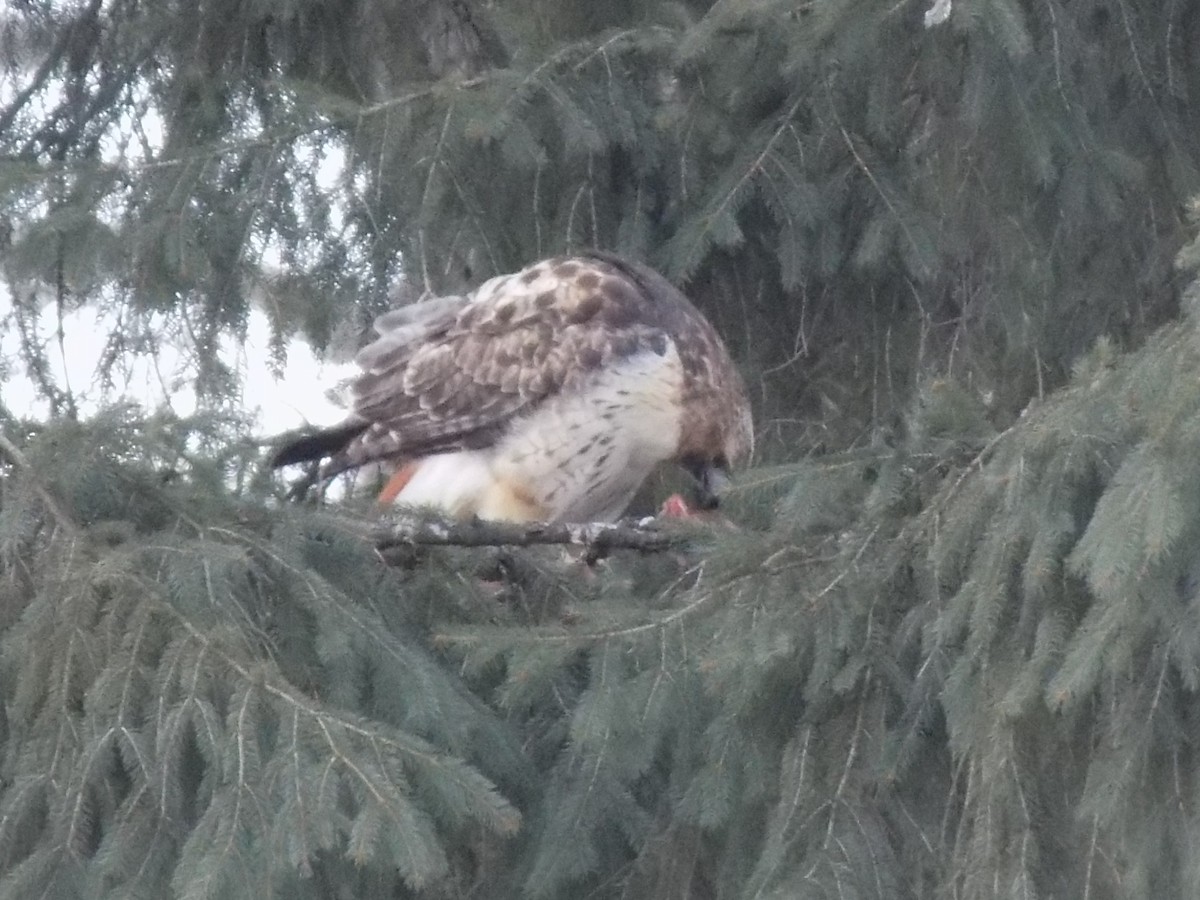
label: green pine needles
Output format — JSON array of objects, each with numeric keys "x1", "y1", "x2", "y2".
[
  {"x1": 0, "y1": 416, "x2": 527, "y2": 899},
  {"x1": 6, "y1": 0, "x2": 1200, "y2": 895},
  {"x1": 5, "y1": 304, "x2": 1200, "y2": 897}
]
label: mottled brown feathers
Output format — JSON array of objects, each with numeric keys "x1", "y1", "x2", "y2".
[{"x1": 271, "y1": 252, "x2": 753, "y2": 494}]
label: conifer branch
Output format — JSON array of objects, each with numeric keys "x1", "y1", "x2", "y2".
[
  {"x1": 673, "y1": 91, "x2": 808, "y2": 276},
  {"x1": 432, "y1": 560, "x2": 714, "y2": 649},
  {"x1": 826, "y1": 78, "x2": 930, "y2": 285},
  {"x1": 372, "y1": 514, "x2": 690, "y2": 562},
  {"x1": 8, "y1": 25, "x2": 669, "y2": 190},
  {"x1": 166, "y1": 612, "x2": 522, "y2": 835},
  {"x1": 0, "y1": 0, "x2": 105, "y2": 139},
  {"x1": 0, "y1": 429, "x2": 79, "y2": 535}
]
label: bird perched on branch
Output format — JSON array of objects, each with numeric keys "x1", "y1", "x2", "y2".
[{"x1": 271, "y1": 251, "x2": 753, "y2": 523}]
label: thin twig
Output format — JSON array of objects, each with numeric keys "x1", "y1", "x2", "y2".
[{"x1": 0, "y1": 430, "x2": 80, "y2": 535}]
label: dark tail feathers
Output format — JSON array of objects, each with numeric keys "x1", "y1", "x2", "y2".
[{"x1": 270, "y1": 421, "x2": 369, "y2": 468}]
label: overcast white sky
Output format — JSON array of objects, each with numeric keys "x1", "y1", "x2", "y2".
[{"x1": 0, "y1": 298, "x2": 357, "y2": 435}]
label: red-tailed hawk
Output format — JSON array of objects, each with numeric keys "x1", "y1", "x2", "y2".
[{"x1": 271, "y1": 252, "x2": 753, "y2": 523}]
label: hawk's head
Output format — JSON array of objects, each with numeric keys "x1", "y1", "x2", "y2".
[{"x1": 677, "y1": 385, "x2": 753, "y2": 511}]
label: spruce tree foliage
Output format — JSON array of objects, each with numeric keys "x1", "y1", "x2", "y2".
[
  {"x1": 0, "y1": 408, "x2": 531, "y2": 899},
  {"x1": 4, "y1": 0, "x2": 1198, "y2": 441},
  {"x1": 9, "y1": 288, "x2": 1200, "y2": 897},
  {"x1": 6, "y1": 0, "x2": 1200, "y2": 898}
]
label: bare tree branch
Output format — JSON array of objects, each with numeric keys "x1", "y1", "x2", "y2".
[
  {"x1": 0, "y1": 429, "x2": 80, "y2": 536},
  {"x1": 373, "y1": 513, "x2": 690, "y2": 563}
]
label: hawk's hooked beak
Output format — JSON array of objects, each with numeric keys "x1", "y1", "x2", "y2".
[{"x1": 689, "y1": 461, "x2": 731, "y2": 511}]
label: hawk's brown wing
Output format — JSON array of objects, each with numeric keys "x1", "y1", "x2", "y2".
[
  {"x1": 270, "y1": 251, "x2": 753, "y2": 486},
  {"x1": 322, "y1": 256, "x2": 666, "y2": 475}
]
